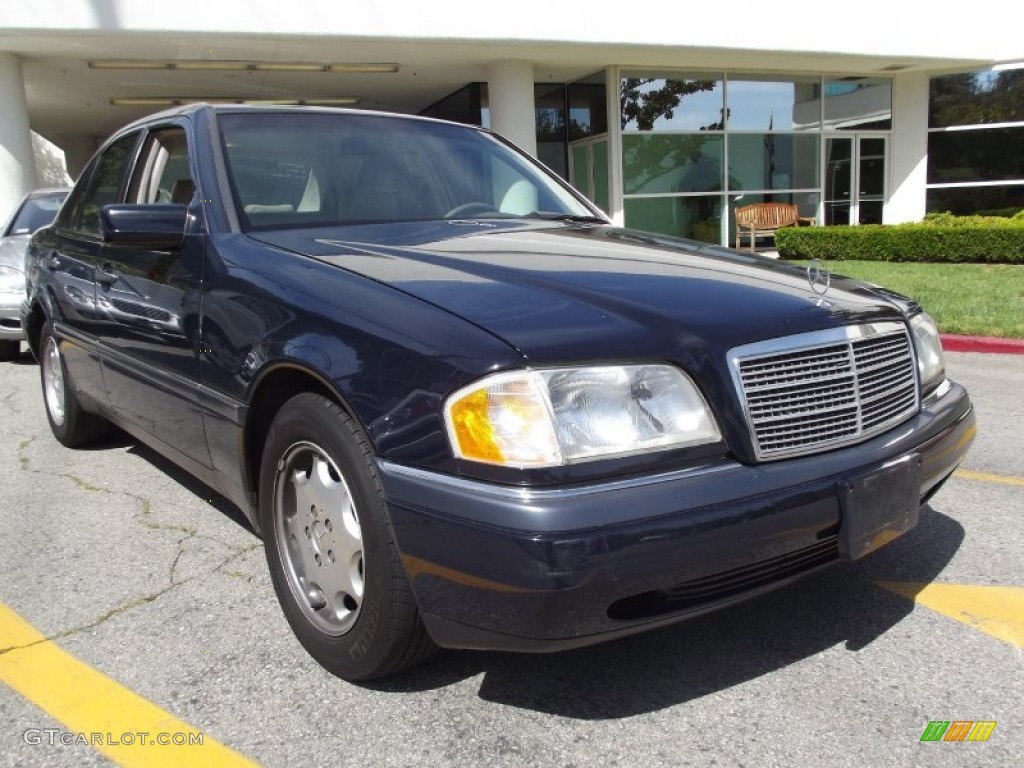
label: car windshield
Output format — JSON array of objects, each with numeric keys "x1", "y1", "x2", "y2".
[
  {"x1": 217, "y1": 111, "x2": 598, "y2": 230},
  {"x1": 6, "y1": 193, "x2": 67, "y2": 236}
]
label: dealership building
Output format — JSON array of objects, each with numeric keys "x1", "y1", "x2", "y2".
[{"x1": 1, "y1": 1, "x2": 1021, "y2": 245}]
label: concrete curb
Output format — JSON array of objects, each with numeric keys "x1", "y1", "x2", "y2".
[{"x1": 941, "y1": 334, "x2": 1024, "y2": 355}]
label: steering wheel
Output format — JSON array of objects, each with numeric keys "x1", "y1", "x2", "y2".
[{"x1": 443, "y1": 201, "x2": 499, "y2": 219}]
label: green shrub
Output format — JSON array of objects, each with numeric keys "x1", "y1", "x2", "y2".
[
  {"x1": 775, "y1": 219, "x2": 1024, "y2": 263},
  {"x1": 921, "y1": 211, "x2": 1024, "y2": 227}
]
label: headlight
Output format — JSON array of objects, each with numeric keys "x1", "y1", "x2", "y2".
[
  {"x1": 910, "y1": 313, "x2": 945, "y2": 392},
  {"x1": 444, "y1": 364, "x2": 721, "y2": 467},
  {"x1": 0, "y1": 265, "x2": 25, "y2": 295}
]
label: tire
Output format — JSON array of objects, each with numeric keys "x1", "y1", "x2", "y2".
[
  {"x1": 39, "y1": 320, "x2": 109, "y2": 447},
  {"x1": 259, "y1": 392, "x2": 435, "y2": 681},
  {"x1": 0, "y1": 340, "x2": 19, "y2": 362}
]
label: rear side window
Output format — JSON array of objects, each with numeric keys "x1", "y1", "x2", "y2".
[{"x1": 71, "y1": 132, "x2": 140, "y2": 237}]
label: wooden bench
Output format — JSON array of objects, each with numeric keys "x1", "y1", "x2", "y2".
[{"x1": 734, "y1": 202, "x2": 806, "y2": 252}]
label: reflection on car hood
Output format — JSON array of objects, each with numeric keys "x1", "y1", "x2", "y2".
[
  {"x1": 251, "y1": 221, "x2": 908, "y2": 363},
  {"x1": 0, "y1": 234, "x2": 31, "y2": 270}
]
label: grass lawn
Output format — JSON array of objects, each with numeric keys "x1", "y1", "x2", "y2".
[{"x1": 801, "y1": 261, "x2": 1024, "y2": 338}]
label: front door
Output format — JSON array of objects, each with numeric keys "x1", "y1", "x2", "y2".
[
  {"x1": 95, "y1": 124, "x2": 211, "y2": 466},
  {"x1": 824, "y1": 135, "x2": 887, "y2": 225}
]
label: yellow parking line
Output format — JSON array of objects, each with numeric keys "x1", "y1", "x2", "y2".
[
  {"x1": 955, "y1": 469, "x2": 1024, "y2": 487},
  {"x1": 0, "y1": 602, "x2": 258, "y2": 768},
  {"x1": 875, "y1": 582, "x2": 1024, "y2": 649}
]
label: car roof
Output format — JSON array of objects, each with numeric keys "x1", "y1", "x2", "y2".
[{"x1": 110, "y1": 102, "x2": 485, "y2": 138}]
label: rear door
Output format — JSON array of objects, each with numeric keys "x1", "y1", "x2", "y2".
[{"x1": 35, "y1": 131, "x2": 142, "y2": 407}]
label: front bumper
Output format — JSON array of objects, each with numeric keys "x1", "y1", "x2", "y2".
[
  {"x1": 379, "y1": 380, "x2": 975, "y2": 653},
  {"x1": 0, "y1": 295, "x2": 24, "y2": 341}
]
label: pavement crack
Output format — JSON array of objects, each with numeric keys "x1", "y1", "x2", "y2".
[
  {"x1": 17, "y1": 438, "x2": 34, "y2": 471},
  {"x1": 212, "y1": 542, "x2": 263, "y2": 580},
  {"x1": 60, "y1": 473, "x2": 109, "y2": 493},
  {"x1": 0, "y1": 586, "x2": 179, "y2": 657}
]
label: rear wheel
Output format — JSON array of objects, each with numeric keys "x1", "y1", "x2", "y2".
[
  {"x1": 259, "y1": 392, "x2": 435, "y2": 680},
  {"x1": 39, "y1": 321, "x2": 109, "y2": 447}
]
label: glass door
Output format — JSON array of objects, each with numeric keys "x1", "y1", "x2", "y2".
[
  {"x1": 568, "y1": 136, "x2": 610, "y2": 214},
  {"x1": 824, "y1": 135, "x2": 887, "y2": 225}
]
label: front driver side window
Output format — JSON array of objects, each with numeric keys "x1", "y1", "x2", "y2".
[{"x1": 128, "y1": 128, "x2": 194, "y2": 206}]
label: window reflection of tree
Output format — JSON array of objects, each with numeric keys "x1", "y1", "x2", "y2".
[
  {"x1": 930, "y1": 70, "x2": 1024, "y2": 127},
  {"x1": 619, "y1": 78, "x2": 718, "y2": 131}
]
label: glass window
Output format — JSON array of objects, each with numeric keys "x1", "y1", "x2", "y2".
[
  {"x1": 535, "y1": 84, "x2": 568, "y2": 178},
  {"x1": 930, "y1": 70, "x2": 1024, "y2": 128},
  {"x1": 592, "y1": 140, "x2": 609, "y2": 213},
  {"x1": 5, "y1": 192, "x2": 68, "y2": 236},
  {"x1": 75, "y1": 132, "x2": 140, "y2": 237},
  {"x1": 418, "y1": 83, "x2": 484, "y2": 126},
  {"x1": 624, "y1": 195, "x2": 723, "y2": 242},
  {"x1": 727, "y1": 134, "x2": 819, "y2": 191},
  {"x1": 622, "y1": 134, "x2": 724, "y2": 194},
  {"x1": 926, "y1": 185, "x2": 1024, "y2": 215},
  {"x1": 824, "y1": 77, "x2": 892, "y2": 130},
  {"x1": 570, "y1": 144, "x2": 590, "y2": 198},
  {"x1": 620, "y1": 74, "x2": 724, "y2": 131},
  {"x1": 928, "y1": 127, "x2": 1024, "y2": 183},
  {"x1": 567, "y1": 75, "x2": 608, "y2": 140},
  {"x1": 726, "y1": 76, "x2": 821, "y2": 131},
  {"x1": 218, "y1": 112, "x2": 593, "y2": 229},
  {"x1": 128, "y1": 128, "x2": 193, "y2": 205}
]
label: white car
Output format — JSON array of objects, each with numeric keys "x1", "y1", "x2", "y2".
[{"x1": 0, "y1": 188, "x2": 69, "y2": 360}]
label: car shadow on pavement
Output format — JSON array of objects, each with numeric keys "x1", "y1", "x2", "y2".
[
  {"x1": 122, "y1": 440, "x2": 256, "y2": 534},
  {"x1": 369, "y1": 502, "x2": 964, "y2": 718},
  {"x1": 9, "y1": 348, "x2": 37, "y2": 366}
]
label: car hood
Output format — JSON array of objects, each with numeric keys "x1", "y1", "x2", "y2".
[
  {"x1": 250, "y1": 221, "x2": 910, "y2": 365},
  {"x1": 0, "y1": 235, "x2": 30, "y2": 270}
]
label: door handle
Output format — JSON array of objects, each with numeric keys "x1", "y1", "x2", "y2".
[{"x1": 96, "y1": 265, "x2": 120, "y2": 285}]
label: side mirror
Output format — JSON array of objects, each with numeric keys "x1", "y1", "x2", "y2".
[{"x1": 100, "y1": 204, "x2": 188, "y2": 249}]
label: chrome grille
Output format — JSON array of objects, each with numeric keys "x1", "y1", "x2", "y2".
[{"x1": 730, "y1": 323, "x2": 919, "y2": 460}]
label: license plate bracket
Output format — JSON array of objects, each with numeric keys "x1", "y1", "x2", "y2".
[{"x1": 838, "y1": 454, "x2": 923, "y2": 560}]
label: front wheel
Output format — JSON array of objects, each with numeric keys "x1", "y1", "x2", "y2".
[{"x1": 258, "y1": 393, "x2": 435, "y2": 680}]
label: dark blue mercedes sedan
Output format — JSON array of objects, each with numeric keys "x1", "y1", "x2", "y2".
[{"x1": 22, "y1": 105, "x2": 975, "y2": 680}]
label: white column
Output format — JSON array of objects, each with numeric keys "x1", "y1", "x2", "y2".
[
  {"x1": 486, "y1": 60, "x2": 537, "y2": 157},
  {"x1": 0, "y1": 53, "x2": 38, "y2": 218},
  {"x1": 886, "y1": 72, "x2": 929, "y2": 224},
  {"x1": 605, "y1": 66, "x2": 625, "y2": 226}
]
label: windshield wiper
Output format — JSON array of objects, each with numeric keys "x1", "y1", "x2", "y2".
[{"x1": 523, "y1": 211, "x2": 608, "y2": 224}]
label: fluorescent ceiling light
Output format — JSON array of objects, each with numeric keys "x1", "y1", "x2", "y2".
[
  {"x1": 108, "y1": 98, "x2": 180, "y2": 106},
  {"x1": 252, "y1": 62, "x2": 328, "y2": 72},
  {"x1": 174, "y1": 60, "x2": 251, "y2": 71},
  {"x1": 110, "y1": 97, "x2": 361, "y2": 107},
  {"x1": 327, "y1": 63, "x2": 400, "y2": 73},
  {"x1": 90, "y1": 59, "x2": 398, "y2": 73},
  {"x1": 89, "y1": 60, "x2": 172, "y2": 70}
]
